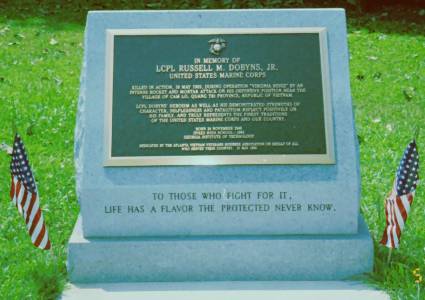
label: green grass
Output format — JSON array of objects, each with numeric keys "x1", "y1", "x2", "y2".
[
  {"x1": 0, "y1": 2, "x2": 424, "y2": 299},
  {"x1": 348, "y1": 20, "x2": 425, "y2": 299},
  {"x1": 0, "y1": 17, "x2": 83, "y2": 300}
]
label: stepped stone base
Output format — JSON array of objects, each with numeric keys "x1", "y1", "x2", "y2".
[
  {"x1": 61, "y1": 281, "x2": 389, "y2": 300},
  {"x1": 67, "y1": 215, "x2": 373, "y2": 283}
]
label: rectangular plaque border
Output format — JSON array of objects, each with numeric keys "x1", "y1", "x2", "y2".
[{"x1": 104, "y1": 28, "x2": 335, "y2": 166}]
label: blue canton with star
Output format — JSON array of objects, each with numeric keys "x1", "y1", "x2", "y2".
[
  {"x1": 396, "y1": 140, "x2": 419, "y2": 196},
  {"x1": 9, "y1": 134, "x2": 37, "y2": 193}
]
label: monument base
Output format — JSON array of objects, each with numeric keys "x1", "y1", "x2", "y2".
[
  {"x1": 67, "y1": 215, "x2": 373, "y2": 283},
  {"x1": 61, "y1": 281, "x2": 389, "y2": 300}
]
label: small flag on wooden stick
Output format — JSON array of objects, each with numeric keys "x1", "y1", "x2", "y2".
[
  {"x1": 380, "y1": 140, "x2": 419, "y2": 249},
  {"x1": 9, "y1": 134, "x2": 51, "y2": 250}
]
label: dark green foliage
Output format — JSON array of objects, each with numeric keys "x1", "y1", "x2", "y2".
[{"x1": 1, "y1": 1, "x2": 424, "y2": 29}]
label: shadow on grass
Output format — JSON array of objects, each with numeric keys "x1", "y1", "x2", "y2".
[
  {"x1": 368, "y1": 239, "x2": 422, "y2": 299},
  {"x1": 32, "y1": 253, "x2": 68, "y2": 300}
]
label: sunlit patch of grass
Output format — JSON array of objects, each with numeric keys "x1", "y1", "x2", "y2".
[
  {"x1": 349, "y1": 22, "x2": 425, "y2": 300},
  {"x1": 0, "y1": 17, "x2": 82, "y2": 300}
]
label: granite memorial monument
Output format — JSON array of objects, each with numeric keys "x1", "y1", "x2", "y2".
[{"x1": 65, "y1": 8, "x2": 378, "y2": 298}]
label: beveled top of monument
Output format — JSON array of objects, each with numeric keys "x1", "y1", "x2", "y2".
[{"x1": 75, "y1": 9, "x2": 361, "y2": 237}]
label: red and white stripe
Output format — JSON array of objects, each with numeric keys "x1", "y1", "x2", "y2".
[
  {"x1": 380, "y1": 184, "x2": 414, "y2": 249},
  {"x1": 10, "y1": 175, "x2": 51, "y2": 250}
]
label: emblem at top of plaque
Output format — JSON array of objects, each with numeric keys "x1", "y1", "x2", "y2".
[{"x1": 208, "y1": 38, "x2": 226, "y2": 56}]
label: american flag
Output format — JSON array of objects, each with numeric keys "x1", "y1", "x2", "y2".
[
  {"x1": 9, "y1": 134, "x2": 51, "y2": 250},
  {"x1": 380, "y1": 140, "x2": 419, "y2": 249}
]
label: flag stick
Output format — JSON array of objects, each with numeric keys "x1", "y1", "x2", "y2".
[
  {"x1": 47, "y1": 244, "x2": 55, "y2": 256},
  {"x1": 11, "y1": 98, "x2": 18, "y2": 135},
  {"x1": 417, "y1": 284, "x2": 420, "y2": 300},
  {"x1": 414, "y1": 126, "x2": 420, "y2": 141},
  {"x1": 387, "y1": 248, "x2": 393, "y2": 265}
]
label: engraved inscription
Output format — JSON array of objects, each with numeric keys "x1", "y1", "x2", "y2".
[
  {"x1": 103, "y1": 189, "x2": 337, "y2": 217},
  {"x1": 106, "y1": 29, "x2": 334, "y2": 165}
]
